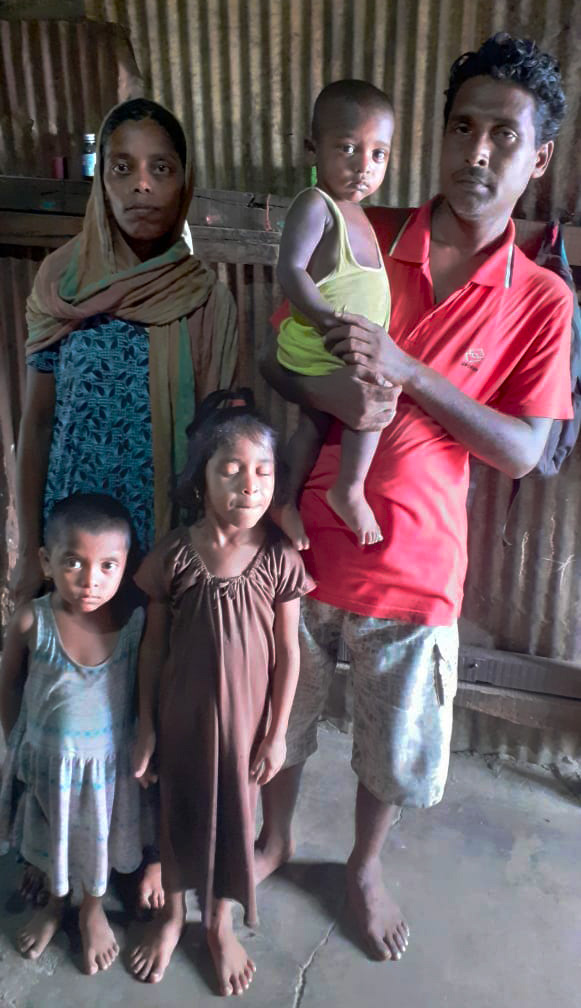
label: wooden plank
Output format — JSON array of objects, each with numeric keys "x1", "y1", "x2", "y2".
[
  {"x1": 455, "y1": 681, "x2": 581, "y2": 733},
  {"x1": 192, "y1": 226, "x2": 280, "y2": 265},
  {"x1": 459, "y1": 644, "x2": 581, "y2": 700},
  {"x1": 0, "y1": 211, "x2": 82, "y2": 246}
]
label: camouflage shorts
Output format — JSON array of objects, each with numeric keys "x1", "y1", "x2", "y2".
[{"x1": 285, "y1": 596, "x2": 459, "y2": 807}]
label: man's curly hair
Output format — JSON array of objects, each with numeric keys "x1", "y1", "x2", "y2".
[{"x1": 444, "y1": 33, "x2": 566, "y2": 145}]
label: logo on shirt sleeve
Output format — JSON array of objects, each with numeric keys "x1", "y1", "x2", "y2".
[{"x1": 461, "y1": 348, "x2": 485, "y2": 372}]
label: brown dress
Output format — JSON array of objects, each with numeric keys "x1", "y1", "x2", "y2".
[{"x1": 135, "y1": 524, "x2": 315, "y2": 926}]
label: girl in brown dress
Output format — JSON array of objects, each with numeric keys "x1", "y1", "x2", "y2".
[{"x1": 129, "y1": 390, "x2": 314, "y2": 996}]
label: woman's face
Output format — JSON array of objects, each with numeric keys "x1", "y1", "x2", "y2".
[{"x1": 103, "y1": 118, "x2": 185, "y2": 259}]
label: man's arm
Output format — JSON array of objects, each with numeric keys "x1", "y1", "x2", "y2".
[
  {"x1": 259, "y1": 337, "x2": 401, "y2": 432},
  {"x1": 325, "y1": 313, "x2": 553, "y2": 478}
]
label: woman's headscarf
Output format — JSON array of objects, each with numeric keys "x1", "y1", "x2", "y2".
[{"x1": 25, "y1": 99, "x2": 238, "y2": 538}]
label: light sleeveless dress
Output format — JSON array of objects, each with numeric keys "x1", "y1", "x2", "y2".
[
  {"x1": 277, "y1": 186, "x2": 391, "y2": 376},
  {"x1": 0, "y1": 596, "x2": 144, "y2": 897}
]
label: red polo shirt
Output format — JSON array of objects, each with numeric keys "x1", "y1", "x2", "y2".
[{"x1": 297, "y1": 198, "x2": 574, "y2": 625}]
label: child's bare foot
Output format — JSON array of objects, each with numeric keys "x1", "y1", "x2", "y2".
[
  {"x1": 79, "y1": 895, "x2": 119, "y2": 974},
  {"x1": 20, "y1": 862, "x2": 49, "y2": 905},
  {"x1": 254, "y1": 827, "x2": 294, "y2": 885},
  {"x1": 130, "y1": 898, "x2": 184, "y2": 983},
  {"x1": 17, "y1": 895, "x2": 66, "y2": 959},
  {"x1": 346, "y1": 855, "x2": 409, "y2": 961},
  {"x1": 326, "y1": 486, "x2": 382, "y2": 546},
  {"x1": 138, "y1": 859, "x2": 165, "y2": 911},
  {"x1": 207, "y1": 902, "x2": 256, "y2": 996},
  {"x1": 274, "y1": 503, "x2": 310, "y2": 551}
]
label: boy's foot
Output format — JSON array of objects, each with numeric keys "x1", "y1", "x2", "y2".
[
  {"x1": 20, "y1": 862, "x2": 49, "y2": 905},
  {"x1": 275, "y1": 504, "x2": 310, "y2": 551},
  {"x1": 18, "y1": 896, "x2": 65, "y2": 959},
  {"x1": 346, "y1": 855, "x2": 409, "y2": 961},
  {"x1": 130, "y1": 909, "x2": 183, "y2": 983},
  {"x1": 254, "y1": 829, "x2": 294, "y2": 885},
  {"x1": 207, "y1": 926, "x2": 256, "y2": 996},
  {"x1": 326, "y1": 487, "x2": 382, "y2": 546},
  {"x1": 138, "y1": 859, "x2": 165, "y2": 911},
  {"x1": 79, "y1": 899, "x2": 119, "y2": 974}
]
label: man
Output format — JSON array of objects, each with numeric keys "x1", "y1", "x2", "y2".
[{"x1": 258, "y1": 34, "x2": 572, "y2": 963}]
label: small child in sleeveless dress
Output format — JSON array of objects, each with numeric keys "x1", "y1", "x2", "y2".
[
  {"x1": 0, "y1": 493, "x2": 144, "y2": 974},
  {"x1": 276, "y1": 79, "x2": 395, "y2": 549},
  {"x1": 129, "y1": 389, "x2": 314, "y2": 996}
]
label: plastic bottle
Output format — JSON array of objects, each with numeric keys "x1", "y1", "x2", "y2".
[{"x1": 82, "y1": 133, "x2": 97, "y2": 179}]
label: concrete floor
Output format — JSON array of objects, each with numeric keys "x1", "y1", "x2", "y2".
[{"x1": 0, "y1": 722, "x2": 580, "y2": 1008}]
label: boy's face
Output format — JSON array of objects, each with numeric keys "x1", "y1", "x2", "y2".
[
  {"x1": 40, "y1": 528, "x2": 129, "y2": 614},
  {"x1": 439, "y1": 75, "x2": 553, "y2": 223},
  {"x1": 312, "y1": 105, "x2": 394, "y2": 204}
]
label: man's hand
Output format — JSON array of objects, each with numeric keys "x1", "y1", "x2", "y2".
[{"x1": 325, "y1": 311, "x2": 416, "y2": 389}]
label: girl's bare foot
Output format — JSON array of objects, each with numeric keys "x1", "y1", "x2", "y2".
[
  {"x1": 20, "y1": 862, "x2": 49, "y2": 906},
  {"x1": 254, "y1": 827, "x2": 294, "y2": 885},
  {"x1": 18, "y1": 895, "x2": 66, "y2": 959},
  {"x1": 79, "y1": 894, "x2": 119, "y2": 975},
  {"x1": 346, "y1": 855, "x2": 409, "y2": 961},
  {"x1": 326, "y1": 486, "x2": 383, "y2": 546},
  {"x1": 207, "y1": 901, "x2": 256, "y2": 997},
  {"x1": 275, "y1": 504, "x2": 310, "y2": 551},
  {"x1": 130, "y1": 894, "x2": 184, "y2": 983},
  {"x1": 138, "y1": 859, "x2": 165, "y2": 911}
]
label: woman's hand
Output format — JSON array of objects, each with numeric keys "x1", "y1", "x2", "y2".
[
  {"x1": 10, "y1": 553, "x2": 45, "y2": 607},
  {"x1": 133, "y1": 726, "x2": 158, "y2": 789},
  {"x1": 250, "y1": 733, "x2": 287, "y2": 787}
]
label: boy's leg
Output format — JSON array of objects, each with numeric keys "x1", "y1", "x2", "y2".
[
  {"x1": 207, "y1": 898, "x2": 256, "y2": 996},
  {"x1": 79, "y1": 890, "x2": 119, "y2": 975},
  {"x1": 327, "y1": 428, "x2": 382, "y2": 546},
  {"x1": 276, "y1": 408, "x2": 330, "y2": 550},
  {"x1": 255, "y1": 597, "x2": 343, "y2": 882},
  {"x1": 344, "y1": 615, "x2": 458, "y2": 960}
]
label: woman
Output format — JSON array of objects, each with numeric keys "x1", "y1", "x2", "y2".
[
  {"x1": 12, "y1": 97, "x2": 238, "y2": 908},
  {"x1": 14, "y1": 96, "x2": 237, "y2": 600}
]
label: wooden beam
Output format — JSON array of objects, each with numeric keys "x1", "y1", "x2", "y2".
[{"x1": 455, "y1": 681, "x2": 581, "y2": 733}]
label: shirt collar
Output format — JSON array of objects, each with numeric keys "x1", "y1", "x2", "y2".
[{"x1": 390, "y1": 196, "x2": 516, "y2": 288}]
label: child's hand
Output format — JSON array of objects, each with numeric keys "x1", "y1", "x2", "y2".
[
  {"x1": 133, "y1": 726, "x2": 158, "y2": 789},
  {"x1": 250, "y1": 733, "x2": 287, "y2": 786}
]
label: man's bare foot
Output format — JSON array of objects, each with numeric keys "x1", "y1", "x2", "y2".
[
  {"x1": 138, "y1": 859, "x2": 165, "y2": 911},
  {"x1": 130, "y1": 901, "x2": 184, "y2": 983},
  {"x1": 20, "y1": 862, "x2": 49, "y2": 906},
  {"x1": 254, "y1": 828, "x2": 294, "y2": 885},
  {"x1": 79, "y1": 895, "x2": 119, "y2": 974},
  {"x1": 17, "y1": 895, "x2": 66, "y2": 959},
  {"x1": 274, "y1": 503, "x2": 310, "y2": 551},
  {"x1": 346, "y1": 855, "x2": 409, "y2": 961},
  {"x1": 207, "y1": 903, "x2": 256, "y2": 997},
  {"x1": 326, "y1": 486, "x2": 382, "y2": 546}
]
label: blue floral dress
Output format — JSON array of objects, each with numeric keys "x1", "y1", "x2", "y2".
[{"x1": 28, "y1": 314, "x2": 154, "y2": 553}]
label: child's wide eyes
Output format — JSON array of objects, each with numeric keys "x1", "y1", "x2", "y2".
[{"x1": 64, "y1": 557, "x2": 81, "y2": 570}]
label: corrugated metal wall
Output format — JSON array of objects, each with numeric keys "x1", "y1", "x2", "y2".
[
  {"x1": 1, "y1": 0, "x2": 580, "y2": 663},
  {"x1": 82, "y1": 0, "x2": 581, "y2": 221}
]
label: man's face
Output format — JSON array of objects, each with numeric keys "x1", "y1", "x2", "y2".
[{"x1": 439, "y1": 75, "x2": 553, "y2": 222}]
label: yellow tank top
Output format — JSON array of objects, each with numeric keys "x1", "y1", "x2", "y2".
[{"x1": 277, "y1": 187, "x2": 391, "y2": 376}]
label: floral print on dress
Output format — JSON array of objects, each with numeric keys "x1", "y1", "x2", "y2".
[{"x1": 28, "y1": 314, "x2": 154, "y2": 553}]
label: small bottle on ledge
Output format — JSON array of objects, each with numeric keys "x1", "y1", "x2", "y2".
[{"x1": 82, "y1": 133, "x2": 97, "y2": 179}]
